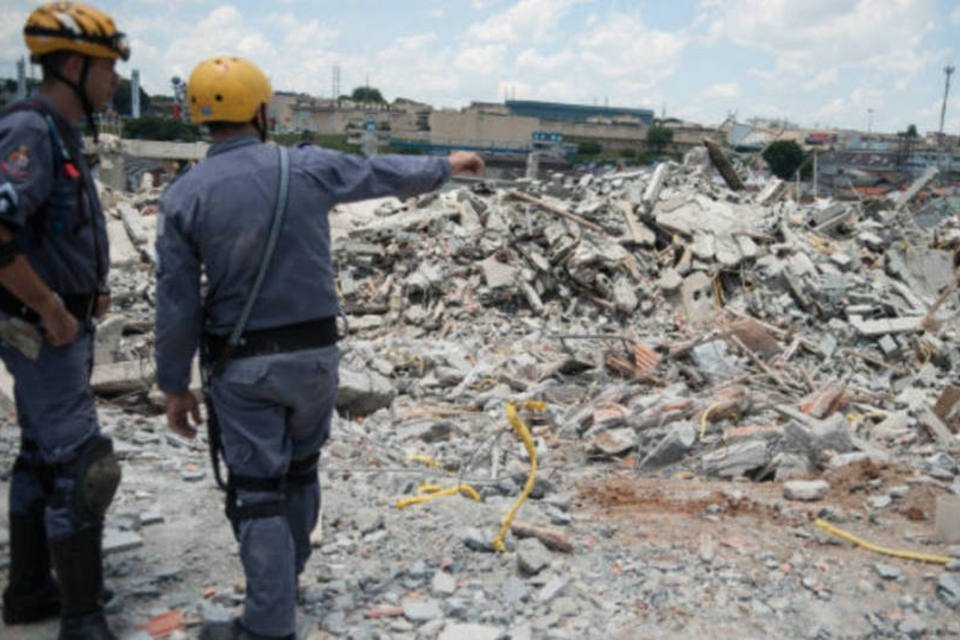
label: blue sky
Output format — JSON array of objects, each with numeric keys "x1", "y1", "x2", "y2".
[{"x1": 2, "y1": 0, "x2": 958, "y2": 134}]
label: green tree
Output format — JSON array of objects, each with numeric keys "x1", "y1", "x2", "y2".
[
  {"x1": 122, "y1": 116, "x2": 203, "y2": 142},
  {"x1": 577, "y1": 140, "x2": 602, "y2": 155},
  {"x1": 646, "y1": 125, "x2": 674, "y2": 153},
  {"x1": 762, "y1": 140, "x2": 806, "y2": 179},
  {"x1": 351, "y1": 86, "x2": 385, "y2": 103},
  {"x1": 112, "y1": 78, "x2": 152, "y2": 116}
]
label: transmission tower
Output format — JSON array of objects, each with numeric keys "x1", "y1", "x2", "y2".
[
  {"x1": 332, "y1": 65, "x2": 341, "y2": 103},
  {"x1": 939, "y1": 64, "x2": 955, "y2": 148}
]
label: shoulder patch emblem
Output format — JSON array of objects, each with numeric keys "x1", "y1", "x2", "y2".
[{"x1": 0, "y1": 146, "x2": 30, "y2": 180}]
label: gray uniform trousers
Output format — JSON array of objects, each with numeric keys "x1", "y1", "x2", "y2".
[
  {"x1": 210, "y1": 343, "x2": 338, "y2": 637},
  {"x1": 0, "y1": 321, "x2": 101, "y2": 539}
]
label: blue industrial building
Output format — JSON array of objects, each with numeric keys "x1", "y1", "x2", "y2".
[{"x1": 505, "y1": 100, "x2": 654, "y2": 126}]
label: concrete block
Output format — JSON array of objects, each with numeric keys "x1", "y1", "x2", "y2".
[
  {"x1": 783, "y1": 480, "x2": 830, "y2": 502},
  {"x1": 481, "y1": 255, "x2": 518, "y2": 290},
  {"x1": 679, "y1": 272, "x2": 715, "y2": 325},
  {"x1": 849, "y1": 315, "x2": 924, "y2": 337},
  {"x1": 107, "y1": 219, "x2": 139, "y2": 267},
  {"x1": 91, "y1": 359, "x2": 156, "y2": 395},
  {"x1": 936, "y1": 495, "x2": 960, "y2": 544}
]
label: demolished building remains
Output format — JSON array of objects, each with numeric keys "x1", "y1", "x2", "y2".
[{"x1": 1, "y1": 137, "x2": 960, "y2": 638}]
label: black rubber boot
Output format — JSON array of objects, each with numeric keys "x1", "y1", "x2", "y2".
[
  {"x1": 2, "y1": 507, "x2": 60, "y2": 625},
  {"x1": 49, "y1": 525, "x2": 116, "y2": 640},
  {"x1": 199, "y1": 619, "x2": 295, "y2": 640}
]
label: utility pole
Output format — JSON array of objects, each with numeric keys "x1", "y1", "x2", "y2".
[
  {"x1": 131, "y1": 69, "x2": 141, "y2": 118},
  {"x1": 939, "y1": 65, "x2": 955, "y2": 148},
  {"x1": 15, "y1": 57, "x2": 27, "y2": 101},
  {"x1": 867, "y1": 108, "x2": 874, "y2": 136}
]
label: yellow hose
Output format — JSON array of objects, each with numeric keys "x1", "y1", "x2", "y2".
[
  {"x1": 699, "y1": 402, "x2": 723, "y2": 441},
  {"x1": 395, "y1": 484, "x2": 480, "y2": 509},
  {"x1": 813, "y1": 519, "x2": 951, "y2": 565},
  {"x1": 407, "y1": 454, "x2": 443, "y2": 469},
  {"x1": 492, "y1": 400, "x2": 545, "y2": 552}
]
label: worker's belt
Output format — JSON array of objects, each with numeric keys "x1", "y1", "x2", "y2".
[
  {"x1": 0, "y1": 286, "x2": 96, "y2": 324},
  {"x1": 203, "y1": 316, "x2": 338, "y2": 364}
]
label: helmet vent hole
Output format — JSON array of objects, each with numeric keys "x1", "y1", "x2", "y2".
[{"x1": 215, "y1": 94, "x2": 223, "y2": 102}]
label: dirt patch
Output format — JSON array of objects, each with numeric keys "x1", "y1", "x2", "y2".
[
  {"x1": 823, "y1": 459, "x2": 911, "y2": 496},
  {"x1": 822, "y1": 459, "x2": 940, "y2": 521},
  {"x1": 572, "y1": 475, "x2": 797, "y2": 534}
]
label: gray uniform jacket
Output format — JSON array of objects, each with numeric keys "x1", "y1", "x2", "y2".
[
  {"x1": 0, "y1": 95, "x2": 109, "y2": 294},
  {"x1": 155, "y1": 135, "x2": 451, "y2": 392}
]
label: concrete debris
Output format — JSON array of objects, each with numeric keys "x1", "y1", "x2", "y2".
[
  {"x1": 783, "y1": 480, "x2": 830, "y2": 502},
  {"x1": 1, "y1": 154, "x2": 959, "y2": 638}
]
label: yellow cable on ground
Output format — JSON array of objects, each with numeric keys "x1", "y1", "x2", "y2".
[
  {"x1": 699, "y1": 402, "x2": 724, "y2": 441},
  {"x1": 492, "y1": 400, "x2": 546, "y2": 552},
  {"x1": 395, "y1": 484, "x2": 480, "y2": 509},
  {"x1": 813, "y1": 519, "x2": 952, "y2": 565},
  {"x1": 407, "y1": 454, "x2": 443, "y2": 469}
]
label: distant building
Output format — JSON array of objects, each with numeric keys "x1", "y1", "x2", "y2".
[{"x1": 505, "y1": 100, "x2": 654, "y2": 126}]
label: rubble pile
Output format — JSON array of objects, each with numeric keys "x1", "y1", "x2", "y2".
[
  {"x1": 2, "y1": 150, "x2": 959, "y2": 638},
  {"x1": 89, "y1": 147, "x2": 960, "y2": 517}
]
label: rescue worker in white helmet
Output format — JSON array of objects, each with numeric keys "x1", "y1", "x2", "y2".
[
  {"x1": 155, "y1": 55, "x2": 484, "y2": 639},
  {"x1": 0, "y1": 3, "x2": 128, "y2": 639}
]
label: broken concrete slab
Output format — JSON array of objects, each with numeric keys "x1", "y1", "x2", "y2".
[
  {"x1": 336, "y1": 366, "x2": 396, "y2": 417},
  {"x1": 91, "y1": 359, "x2": 156, "y2": 395},
  {"x1": 638, "y1": 422, "x2": 696, "y2": 470},
  {"x1": 848, "y1": 315, "x2": 924, "y2": 337},
  {"x1": 703, "y1": 440, "x2": 768, "y2": 478}
]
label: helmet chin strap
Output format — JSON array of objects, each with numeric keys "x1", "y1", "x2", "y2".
[
  {"x1": 50, "y1": 56, "x2": 99, "y2": 143},
  {"x1": 252, "y1": 104, "x2": 267, "y2": 142}
]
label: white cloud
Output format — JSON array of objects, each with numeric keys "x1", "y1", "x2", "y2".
[
  {"x1": 454, "y1": 44, "x2": 508, "y2": 74},
  {"x1": 575, "y1": 13, "x2": 686, "y2": 89},
  {"x1": 515, "y1": 48, "x2": 575, "y2": 74},
  {"x1": 697, "y1": 0, "x2": 939, "y2": 84},
  {"x1": 951, "y1": 6, "x2": 960, "y2": 25},
  {"x1": 703, "y1": 82, "x2": 740, "y2": 99},
  {"x1": 466, "y1": 0, "x2": 578, "y2": 45}
]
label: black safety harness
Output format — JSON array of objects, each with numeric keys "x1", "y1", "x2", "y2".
[
  {"x1": 0, "y1": 100, "x2": 104, "y2": 323},
  {"x1": 199, "y1": 145, "x2": 337, "y2": 528}
]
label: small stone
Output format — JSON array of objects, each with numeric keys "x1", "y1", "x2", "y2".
[
  {"x1": 438, "y1": 624, "x2": 502, "y2": 640},
  {"x1": 402, "y1": 599, "x2": 441, "y2": 622},
  {"x1": 898, "y1": 616, "x2": 927, "y2": 639},
  {"x1": 103, "y1": 529, "x2": 143, "y2": 555},
  {"x1": 430, "y1": 571, "x2": 457, "y2": 596},
  {"x1": 868, "y1": 495, "x2": 893, "y2": 509},
  {"x1": 501, "y1": 577, "x2": 528, "y2": 606},
  {"x1": 888, "y1": 486, "x2": 909, "y2": 499},
  {"x1": 783, "y1": 480, "x2": 830, "y2": 502},
  {"x1": 537, "y1": 576, "x2": 569, "y2": 605},
  {"x1": 516, "y1": 538, "x2": 551, "y2": 576},
  {"x1": 873, "y1": 563, "x2": 903, "y2": 581},
  {"x1": 462, "y1": 528, "x2": 495, "y2": 552},
  {"x1": 180, "y1": 466, "x2": 205, "y2": 482},
  {"x1": 550, "y1": 596, "x2": 580, "y2": 617},
  {"x1": 937, "y1": 574, "x2": 960, "y2": 608}
]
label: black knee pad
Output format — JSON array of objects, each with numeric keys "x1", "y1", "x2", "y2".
[
  {"x1": 224, "y1": 473, "x2": 286, "y2": 538},
  {"x1": 62, "y1": 435, "x2": 121, "y2": 525},
  {"x1": 286, "y1": 453, "x2": 319, "y2": 489}
]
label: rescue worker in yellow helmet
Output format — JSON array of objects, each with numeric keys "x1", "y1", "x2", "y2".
[
  {"x1": 0, "y1": 3, "x2": 129, "y2": 639},
  {"x1": 156, "y1": 56, "x2": 483, "y2": 640}
]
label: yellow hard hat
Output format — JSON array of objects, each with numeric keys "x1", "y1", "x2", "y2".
[
  {"x1": 188, "y1": 56, "x2": 273, "y2": 124},
  {"x1": 24, "y1": 2, "x2": 129, "y2": 61}
]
